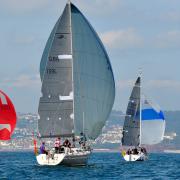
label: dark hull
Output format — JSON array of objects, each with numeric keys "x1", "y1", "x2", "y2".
[{"x1": 62, "y1": 154, "x2": 89, "y2": 166}]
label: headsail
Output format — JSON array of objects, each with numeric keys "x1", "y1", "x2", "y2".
[
  {"x1": 38, "y1": 3, "x2": 115, "y2": 139},
  {"x1": 141, "y1": 98, "x2": 165, "y2": 145},
  {"x1": 71, "y1": 4, "x2": 115, "y2": 139},
  {"x1": 122, "y1": 77, "x2": 141, "y2": 146},
  {"x1": 0, "y1": 90, "x2": 17, "y2": 140}
]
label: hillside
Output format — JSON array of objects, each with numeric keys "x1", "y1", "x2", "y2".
[{"x1": 1, "y1": 111, "x2": 179, "y2": 151}]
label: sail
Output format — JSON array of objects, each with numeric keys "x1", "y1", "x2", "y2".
[
  {"x1": 38, "y1": 3, "x2": 74, "y2": 138},
  {"x1": 0, "y1": 90, "x2": 17, "y2": 140},
  {"x1": 122, "y1": 77, "x2": 141, "y2": 146},
  {"x1": 38, "y1": 3, "x2": 115, "y2": 139},
  {"x1": 71, "y1": 4, "x2": 115, "y2": 139},
  {"x1": 141, "y1": 98, "x2": 165, "y2": 145},
  {"x1": 40, "y1": 21, "x2": 59, "y2": 81}
]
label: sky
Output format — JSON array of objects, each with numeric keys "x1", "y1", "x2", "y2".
[{"x1": 0, "y1": 0, "x2": 180, "y2": 113}]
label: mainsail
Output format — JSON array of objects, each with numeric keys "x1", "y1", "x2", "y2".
[
  {"x1": 0, "y1": 90, "x2": 17, "y2": 140},
  {"x1": 38, "y1": 2, "x2": 115, "y2": 139},
  {"x1": 122, "y1": 77, "x2": 141, "y2": 146},
  {"x1": 38, "y1": 3, "x2": 74, "y2": 138}
]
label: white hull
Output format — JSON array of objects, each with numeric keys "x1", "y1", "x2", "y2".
[
  {"x1": 36, "y1": 153, "x2": 65, "y2": 166},
  {"x1": 36, "y1": 147, "x2": 91, "y2": 166},
  {"x1": 123, "y1": 152, "x2": 148, "y2": 162}
]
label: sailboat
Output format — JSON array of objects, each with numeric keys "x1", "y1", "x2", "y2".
[
  {"x1": 36, "y1": 1, "x2": 115, "y2": 166},
  {"x1": 121, "y1": 75, "x2": 165, "y2": 161},
  {"x1": 0, "y1": 90, "x2": 17, "y2": 140}
]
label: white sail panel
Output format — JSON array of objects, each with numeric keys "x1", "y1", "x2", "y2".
[
  {"x1": 58, "y1": 55, "x2": 72, "y2": 59},
  {"x1": 141, "y1": 99, "x2": 165, "y2": 145}
]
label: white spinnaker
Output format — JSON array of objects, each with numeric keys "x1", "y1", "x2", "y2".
[{"x1": 141, "y1": 98, "x2": 165, "y2": 145}]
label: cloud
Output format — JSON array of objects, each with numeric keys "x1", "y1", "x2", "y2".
[
  {"x1": 147, "y1": 80, "x2": 180, "y2": 89},
  {"x1": 163, "y1": 12, "x2": 180, "y2": 22},
  {"x1": 100, "y1": 28, "x2": 144, "y2": 49},
  {"x1": 0, "y1": 74, "x2": 41, "y2": 88},
  {"x1": 117, "y1": 79, "x2": 180, "y2": 91},
  {"x1": 155, "y1": 30, "x2": 180, "y2": 48},
  {"x1": 116, "y1": 79, "x2": 134, "y2": 89},
  {"x1": 14, "y1": 36, "x2": 36, "y2": 45},
  {"x1": 0, "y1": 0, "x2": 49, "y2": 12},
  {"x1": 74, "y1": 0, "x2": 122, "y2": 15},
  {"x1": 0, "y1": 0, "x2": 122, "y2": 15}
]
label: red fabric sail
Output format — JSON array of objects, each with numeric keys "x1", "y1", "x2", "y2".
[{"x1": 0, "y1": 90, "x2": 17, "y2": 140}]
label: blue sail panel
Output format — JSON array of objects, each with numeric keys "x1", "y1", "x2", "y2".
[{"x1": 142, "y1": 109, "x2": 165, "y2": 121}]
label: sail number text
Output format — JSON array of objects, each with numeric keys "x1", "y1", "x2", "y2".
[
  {"x1": 47, "y1": 69, "x2": 57, "y2": 74},
  {"x1": 49, "y1": 56, "x2": 59, "y2": 62}
]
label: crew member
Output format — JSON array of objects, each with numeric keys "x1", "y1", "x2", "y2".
[
  {"x1": 63, "y1": 139, "x2": 71, "y2": 148},
  {"x1": 54, "y1": 137, "x2": 61, "y2": 153},
  {"x1": 79, "y1": 132, "x2": 87, "y2": 147},
  {"x1": 40, "y1": 142, "x2": 48, "y2": 155}
]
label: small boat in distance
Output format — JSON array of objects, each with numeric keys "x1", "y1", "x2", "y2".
[
  {"x1": 35, "y1": 1, "x2": 115, "y2": 166},
  {"x1": 121, "y1": 74, "x2": 165, "y2": 161},
  {"x1": 0, "y1": 90, "x2": 17, "y2": 141}
]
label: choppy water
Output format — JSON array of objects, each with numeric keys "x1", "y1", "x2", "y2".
[{"x1": 0, "y1": 152, "x2": 180, "y2": 179}]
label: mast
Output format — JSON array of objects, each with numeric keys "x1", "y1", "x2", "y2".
[
  {"x1": 83, "y1": 112, "x2": 85, "y2": 134},
  {"x1": 139, "y1": 70, "x2": 142, "y2": 146},
  {"x1": 69, "y1": 1, "x2": 75, "y2": 135}
]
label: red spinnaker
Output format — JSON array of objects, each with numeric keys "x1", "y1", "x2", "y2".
[{"x1": 0, "y1": 90, "x2": 17, "y2": 140}]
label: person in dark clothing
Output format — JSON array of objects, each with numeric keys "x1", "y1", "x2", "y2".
[
  {"x1": 141, "y1": 147, "x2": 147, "y2": 155},
  {"x1": 127, "y1": 149, "x2": 131, "y2": 155},
  {"x1": 79, "y1": 132, "x2": 87, "y2": 147},
  {"x1": 63, "y1": 139, "x2": 71, "y2": 148},
  {"x1": 72, "y1": 136, "x2": 76, "y2": 148},
  {"x1": 133, "y1": 148, "x2": 138, "y2": 154},
  {"x1": 54, "y1": 137, "x2": 61, "y2": 153},
  {"x1": 40, "y1": 142, "x2": 48, "y2": 155}
]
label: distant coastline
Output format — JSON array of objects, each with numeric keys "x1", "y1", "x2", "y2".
[
  {"x1": 1, "y1": 148, "x2": 180, "y2": 154},
  {"x1": 164, "y1": 150, "x2": 180, "y2": 154}
]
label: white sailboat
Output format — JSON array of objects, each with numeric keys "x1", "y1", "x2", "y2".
[
  {"x1": 35, "y1": 1, "x2": 115, "y2": 166},
  {"x1": 121, "y1": 75, "x2": 165, "y2": 161}
]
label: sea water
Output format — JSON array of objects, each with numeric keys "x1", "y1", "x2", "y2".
[{"x1": 0, "y1": 152, "x2": 179, "y2": 179}]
